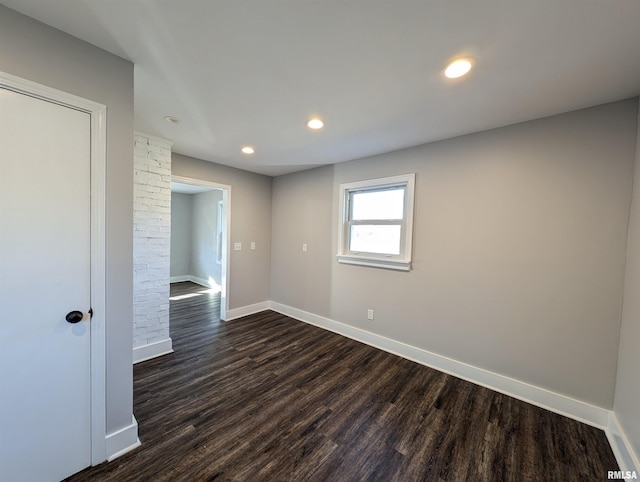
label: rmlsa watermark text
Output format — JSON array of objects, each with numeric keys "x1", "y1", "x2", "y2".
[{"x1": 608, "y1": 471, "x2": 638, "y2": 480}]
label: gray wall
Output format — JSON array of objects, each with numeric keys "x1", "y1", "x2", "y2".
[
  {"x1": 614, "y1": 98, "x2": 640, "y2": 459},
  {"x1": 191, "y1": 190, "x2": 223, "y2": 286},
  {"x1": 271, "y1": 99, "x2": 638, "y2": 409},
  {"x1": 0, "y1": 6, "x2": 134, "y2": 434},
  {"x1": 170, "y1": 193, "x2": 193, "y2": 278},
  {"x1": 170, "y1": 190, "x2": 224, "y2": 287},
  {"x1": 172, "y1": 154, "x2": 272, "y2": 309},
  {"x1": 271, "y1": 166, "x2": 334, "y2": 317}
]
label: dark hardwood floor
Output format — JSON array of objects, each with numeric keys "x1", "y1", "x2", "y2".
[{"x1": 67, "y1": 282, "x2": 618, "y2": 481}]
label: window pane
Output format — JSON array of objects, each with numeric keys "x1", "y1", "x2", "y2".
[
  {"x1": 351, "y1": 188, "x2": 404, "y2": 220},
  {"x1": 350, "y1": 225, "x2": 401, "y2": 255}
]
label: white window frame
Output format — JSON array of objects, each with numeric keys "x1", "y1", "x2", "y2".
[{"x1": 337, "y1": 173, "x2": 415, "y2": 271}]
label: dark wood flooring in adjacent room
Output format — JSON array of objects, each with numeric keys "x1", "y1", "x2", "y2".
[{"x1": 67, "y1": 281, "x2": 618, "y2": 481}]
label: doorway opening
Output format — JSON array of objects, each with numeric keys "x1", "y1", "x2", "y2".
[{"x1": 170, "y1": 176, "x2": 230, "y2": 320}]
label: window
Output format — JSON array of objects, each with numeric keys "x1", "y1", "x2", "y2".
[{"x1": 337, "y1": 173, "x2": 415, "y2": 271}]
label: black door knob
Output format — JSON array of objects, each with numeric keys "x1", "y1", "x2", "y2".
[{"x1": 65, "y1": 311, "x2": 84, "y2": 324}]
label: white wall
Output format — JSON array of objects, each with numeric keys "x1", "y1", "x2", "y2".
[
  {"x1": 613, "y1": 98, "x2": 640, "y2": 468},
  {"x1": 170, "y1": 193, "x2": 193, "y2": 278},
  {"x1": 0, "y1": 4, "x2": 135, "y2": 442},
  {"x1": 172, "y1": 154, "x2": 272, "y2": 309},
  {"x1": 133, "y1": 133, "x2": 172, "y2": 355},
  {"x1": 271, "y1": 99, "x2": 638, "y2": 409}
]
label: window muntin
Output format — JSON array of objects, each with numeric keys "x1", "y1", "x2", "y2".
[{"x1": 337, "y1": 174, "x2": 415, "y2": 271}]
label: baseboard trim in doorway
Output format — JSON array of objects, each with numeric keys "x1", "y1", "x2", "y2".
[
  {"x1": 268, "y1": 301, "x2": 611, "y2": 431},
  {"x1": 225, "y1": 301, "x2": 270, "y2": 321},
  {"x1": 170, "y1": 275, "x2": 191, "y2": 283},
  {"x1": 170, "y1": 275, "x2": 215, "y2": 289},
  {"x1": 106, "y1": 415, "x2": 141, "y2": 462},
  {"x1": 133, "y1": 338, "x2": 174, "y2": 364}
]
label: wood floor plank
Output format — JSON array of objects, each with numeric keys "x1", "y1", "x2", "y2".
[{"x1": 65, "y1": 282, "x2": 619, "y2": 481}]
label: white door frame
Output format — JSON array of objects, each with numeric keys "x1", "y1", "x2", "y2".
[
  {"x1": 171, "y1": 175, "x2": 232, "y2": 321},
  {"x1": 0, "y1": 71, "x2": 108, "y2": 465}
]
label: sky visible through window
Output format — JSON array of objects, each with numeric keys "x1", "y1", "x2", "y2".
[
  {"x1": 350, "y1": 225, "x2": 401, "y2": 254},
  {"x1": 350, "y1": 188, "x2": 404, "y2": 254},
  {"x1": 351, "y1": 189, "x2": 404, "y2": 220}
]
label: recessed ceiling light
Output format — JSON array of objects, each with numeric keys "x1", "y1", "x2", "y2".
[
  {"x1": 164, "y1": 115, "x2": 180, "y2": 124},
  {"x1": 241, "y1": 146, "x2": 255, "y2": 154},
  {"x1": 307, "y1": 118, "x2": 324, "y2": 129},
  {"x1": 444, "y1": 58, "x2": 473, "y2": 79}
]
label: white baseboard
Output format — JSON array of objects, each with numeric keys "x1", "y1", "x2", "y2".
[
  {"x1": 170, "y1": 275, "x2": 191, "y2": 283},
  {"x1": 607, "y1": 413, "x2": 640, "y2": 474},
  {"x1": 120, "y1": 298, "x2": 637, "y2": 473},
  {"x1": 105, "y1": 415, "x2": 141, "y2": 462},
  {"x1": 170, "y1": 275, "x2": 215, "y2": 288},
  {"x1": 225, "y1": 301, "x2": 270, "y2": 321},
  {"x1": 268, "y1": 301, "x2": 611, "y2": 430},
  {"x1": 133, "y1": 338, "x2": 173, "y2": 364},
  {"x1": 190, "y1": 275, "x2": 214, "y2": 288}
]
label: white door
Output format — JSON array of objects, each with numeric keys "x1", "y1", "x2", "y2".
[{"x1": 0, "y1": 88, "x2": 92, "y2": 481}]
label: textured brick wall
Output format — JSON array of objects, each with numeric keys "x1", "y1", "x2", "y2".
[{"x1": 133, "y1": 133, "x2": 172, "y2": 349}]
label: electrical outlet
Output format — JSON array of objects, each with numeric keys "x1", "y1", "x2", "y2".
[
  {"x1": 234, "y1": 242, "x2": 242, "y2": 251},
  {"x1": 302, "y1": 243, "x2": 308, "y2": 252},
  {"x1": 251, "y1": 242, "x2": 256, "y2": 250},
  {"x1": 367, "y1": 309, "x2": 374, "y2": 320}
]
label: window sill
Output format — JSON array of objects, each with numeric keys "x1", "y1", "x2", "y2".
[{"x1": 336, "y1": 254, "x2": 411, "y2": 271}]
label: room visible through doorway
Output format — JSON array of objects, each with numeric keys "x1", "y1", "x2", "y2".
[{"x1": 170, "y1": 178, "x2": 230, "y2": 321}]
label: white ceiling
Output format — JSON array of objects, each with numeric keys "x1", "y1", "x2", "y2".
[{"x1": 4, "y1": 1, "x2": 640, "y2": 176}]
